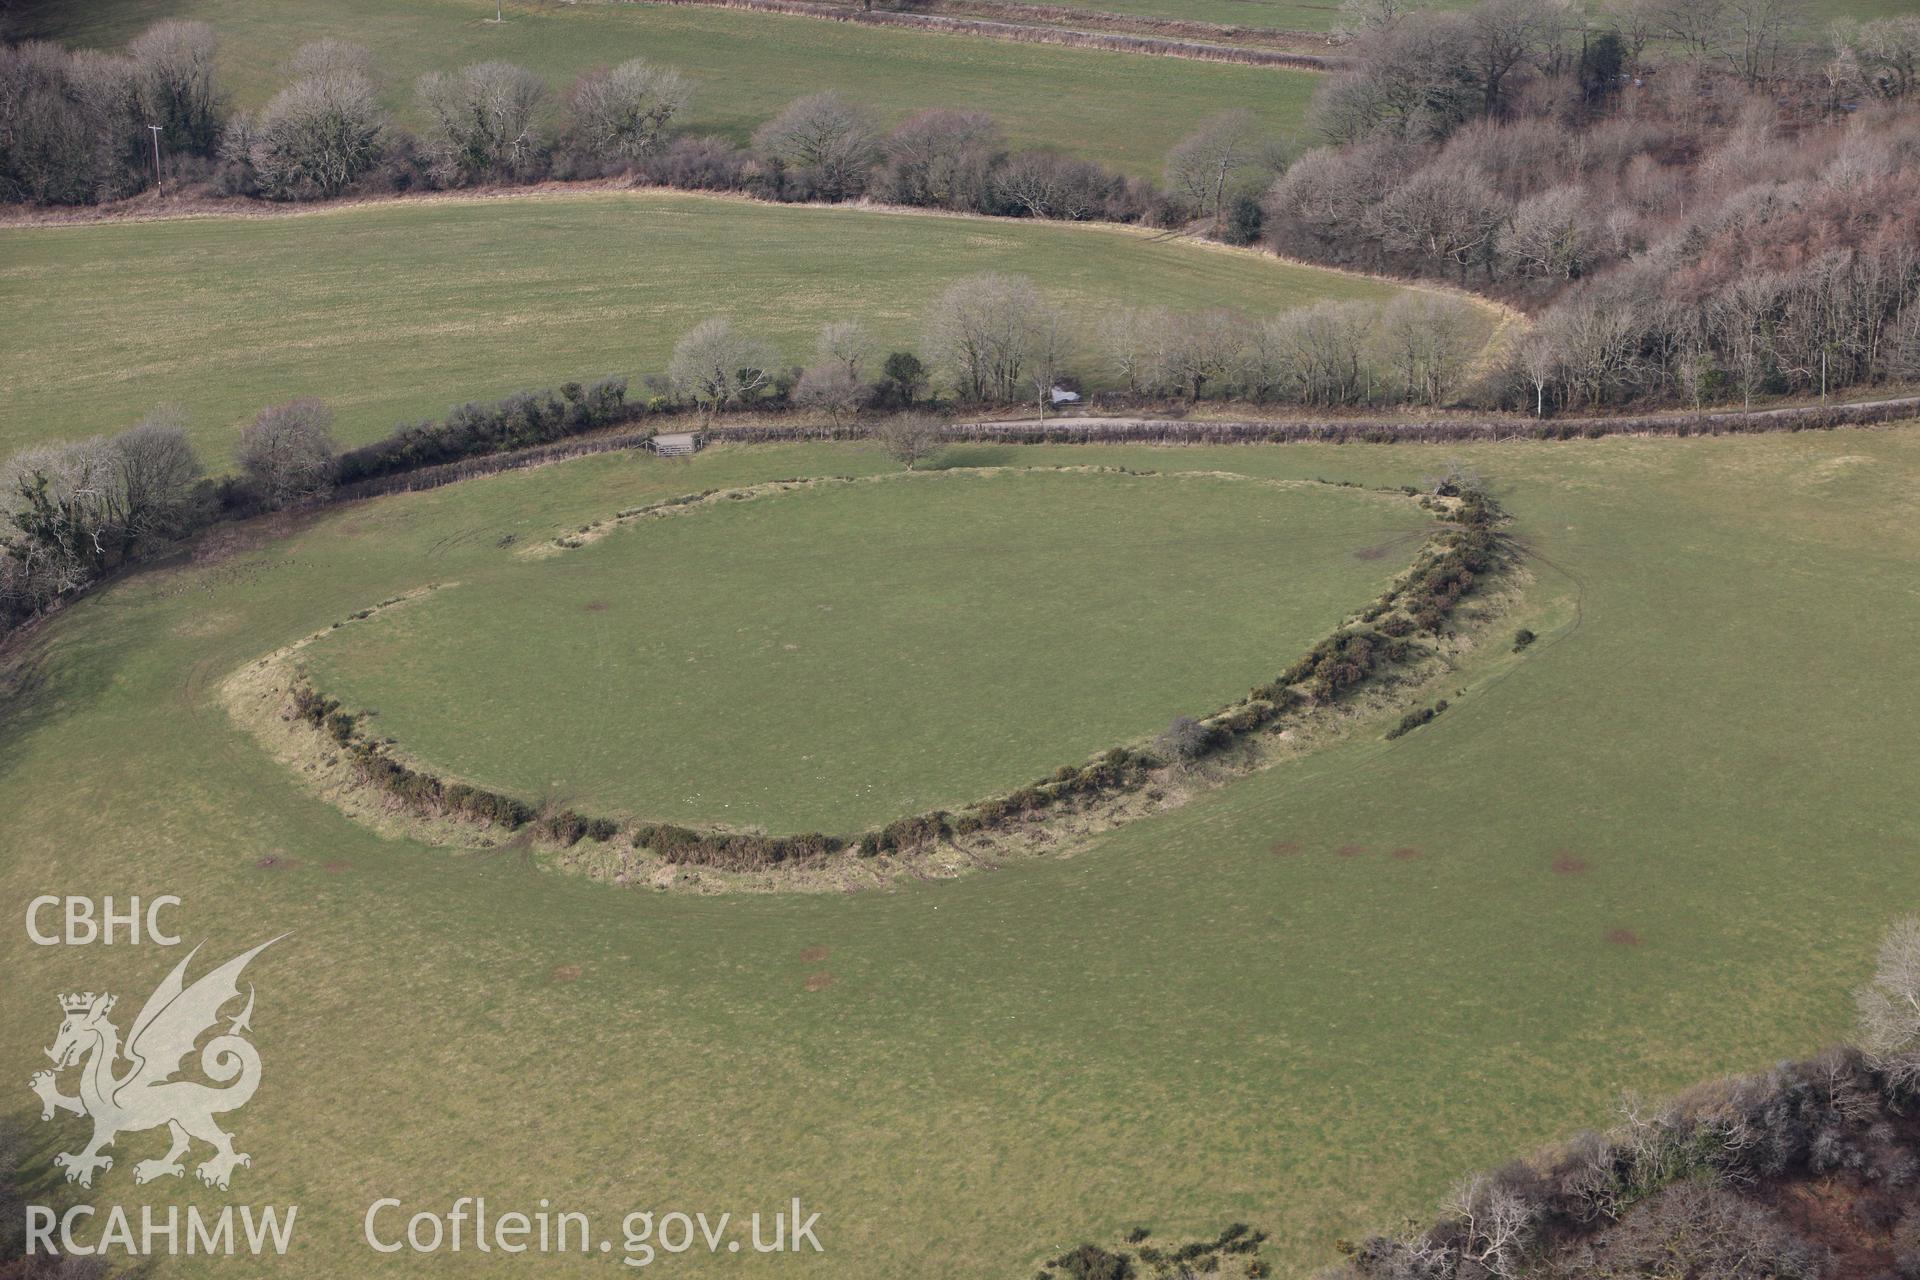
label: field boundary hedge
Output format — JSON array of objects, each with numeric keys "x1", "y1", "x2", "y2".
[
  {"x1": 268, "y1": 469, "x2": 1512, "y2": 881},
  {"x1": 323, "y1": 395, "x2": 1920, "y2": 507},
  {"x1": 734, "y1": 394, "x2": 1920, "y2": 445},
  {"x1": 900, "y1": 0, "x2": 1322, "y2": 49},
  {"x1": 627, "y1": 0, "x2": 1342, "y2": 68}
]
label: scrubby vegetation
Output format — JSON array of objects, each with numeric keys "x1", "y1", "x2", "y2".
[
  {"x1": 333, "y1": 377, "x2": 632, "y2": 485},
  {"x1": 1328, "y1": 917, "x2": 1920, "y2": 1280},
  {"x1": 1039, "y1": 1221, "x2": 1273, "y2": 1278},
  {"x1": 0, "y1": 410, "x2": 211, "y2": 635},
  {"x1": 1266, "y1": 2, "x2": 1920, "y2": 412}
]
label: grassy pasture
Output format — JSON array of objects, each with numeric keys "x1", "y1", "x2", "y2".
[
  {"x1": 302, "y1": 467, "x2": 1432, "y2": 833},
  {"x1": 3, "y1": 428, "x2": 1918, "y2": 1277},
  {"x1": 0, "y1": 190, "x2": 1410, "y2": 459},
  {"x1": 8, "y1": 0, "x2": 1321, "y2": 174},
  {"x1": 13, "y1": 0, "x2": 1899, "y2": 69},
  {"x1": 1030, "y1": 0, "x2": 1913, "y2": 34}
]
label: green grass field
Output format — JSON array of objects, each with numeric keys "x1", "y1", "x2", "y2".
[
  {"x1": 9, "y1": 0, "x2": 1320, "y2": 174},
  {"x1": 1030, "y1": 0, "x2": 1912, "y2": 34},
  {"x1": 0, "y1": 190, "x2": 1411, "y2": 460},
  {"x1": 4, "y1": 427, "x2": 1918, "y2": 1276},
  {"x1": 14, "y1": 0, "x2": 1899, "y2": 65},
  {"x1": 302, "y1": 468, "x2": 1431, "y2": 832}
]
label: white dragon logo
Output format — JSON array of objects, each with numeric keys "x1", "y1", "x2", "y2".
[{"x1": 28, "y1": 937, "x2": 283, "y2": 1190}]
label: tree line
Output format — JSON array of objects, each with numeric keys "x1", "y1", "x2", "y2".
[
  {"x1": 1, "y1": 22, "x2": 1276, "y2": 240},
  {"x1": 1267, "y1": 0, "x2": 1920, "y2": 413},
  {"x1": 11, "y1": 7, "x2": 1916, "y2": 421},
  {"x1": 0, "y1": 272, "x2": 1486, "y2": 641}
]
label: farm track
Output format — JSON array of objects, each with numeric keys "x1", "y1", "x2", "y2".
[{"x1": 941, "y1": 395, "x2": 1920, "y2": 438}]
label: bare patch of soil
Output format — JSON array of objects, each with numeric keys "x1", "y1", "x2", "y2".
[
  {"x1": 583, "y1": 601, "x2": 609, "y2": 612},
  {"x1": 798, "y1": 945, "x2": 831, "y2": 963},
  {"x1": 1553, "y1": 852, "x2": 1591, "y2": 875},
  {"x1": 1605, "y1": 927, "x2": 1642, "y2": 946},
  {"x1": 551, "y1": 964, "x2": 583, "y2": 983},
  {"x1": 1269, "y1": 840, "x2": 1301, "y2": 857},
  {"x1": 1389, "y1": 846, "x2": 1422, "y2": 861},
  {"x1": 804, "y1": 972, "x2": 837, "y2": 992}
]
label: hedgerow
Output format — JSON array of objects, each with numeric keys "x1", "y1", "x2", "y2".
[
  {"x1": 334, "y1": 377, "x2": 634, "y2": 485},
  {"x1": 1330, "y1": 1043, "x2": 1920, "y2": 1280}
]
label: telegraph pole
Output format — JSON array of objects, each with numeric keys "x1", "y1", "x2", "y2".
[{"x1": 147, "y1": 124, "x2": 164, "y2": 192}]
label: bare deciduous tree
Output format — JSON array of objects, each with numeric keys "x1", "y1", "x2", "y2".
[
  {"x1": 1368, "y1": 160, "x2": 1509, "y2": 278},
  {"x1": 1025, "y1": 306, "x2": 1072, "y2": 417},
  {"x1": 240, "y1": 44, "x2": 385, "y2": 200},
  {"x1": 668, "y1": 318, "x2": 777, "y2": 423},
  {"x1": 1856, "y1": 916, "x2": 1920, "y2": 1087},
  {"x1": 1096, "y1": 308, "x2": 1165, "y2": 396},
  {"x1": 110, "y1": 409, "x2": 204, "y2": 550},
  {"x1": 992, "y1": 149, "x2": 1112, "y2": 221},
  {"x1": 814, "y1": 321, "x2": 873, "y2": 384},
  {"x1": 870, "y1": 414, "x2": 942, "y2": 470},
  {"x1": 1263, "y1": 139, "x2": 1415, "y2": 249},
  {"x1": 1443, "y1": 1174, "x2": 1537, "y2": 1280},
  {"x1": 1462, "y1": 0, "x2": 1564, "y2": 115},
  {"x1": 1379, "y1": 293, "x2": 1481, "y2": 405},
  {"x1": 288, "y1": 37, "x2": 377, "y2": 85},
  {"x1": 877, "y1": 109, "x2": 1000, "y2": 210},
  {"x1": 1309, "y1": 11, "x2": 1482, "y2": 143},
  {"x1": 1501, "y1": 185, "x2": 1594, "y2": 280},
  {"x1": 1717, "y1": 0, "x2": 1805, "y2": 87},
  {"x1": 753, "y1": 92, "x2": 879, "y2": 199},
  {"x1": 924, "y1": 273, "x2": 1062, "y2": 404},
  {"x1": 1512, "y1": 329, "x2": 1561, "y2": 417},
  {"x1": 567, "y1": 58, "x2": 690, "y2": 166},
  {"x1": 1264, "y1": 301, "x2": 1380, "y2": 405},
  {"x1": 795, "y1": 364, "x2": 868, "y2": 425},
  {"x1": 1332, "y1": 0, "x2": 1425, "y2": 43},
  {"x1": 1828, "y1": 16, "x2": 1920, "y2": 100},
  {"x1": 1157, "y1": 310, "x2": 1244, "y2": 401},
  {"x1": 129, "y1": 20, "x2": 223, "y2": 156},
  {"x1": 0, "y1": 42, "x2": 145, "y2": 204},
  {"x1": 416, "y1": 61, "x2": 548, "y2": 186},
  {"x1": 1707, "y1": 273, "x2": 1783, "y2": 409},
  {"x1": 2, "y1": 443, "x2": 113, "y2": 608},
  {"x1": 1164, "y1": 110, "x2": 1276, "y2": 234},
  {"x1": 237, "y1": 399, "x2": 336, "y2": 508},
  {"x1": 795, "y1": 320, "x2": 876, "y2": 423},
  {"x1": 1539, "y1": 296, "x2": 1645, "y2": 408}
]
